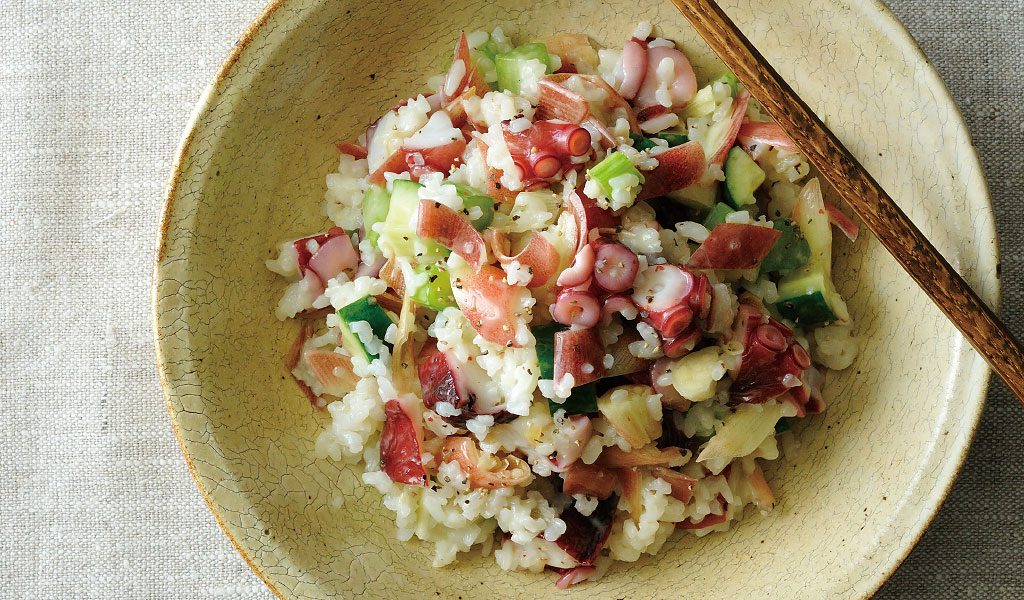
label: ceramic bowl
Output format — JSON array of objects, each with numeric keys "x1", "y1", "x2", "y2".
[{"x1": 155, "y1": 0, "x2": 997, "y2": 597}]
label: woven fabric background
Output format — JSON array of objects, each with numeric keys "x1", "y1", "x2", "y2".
[{"x1": 0, "y1": 0, "x2": 1020, "y2": 597}]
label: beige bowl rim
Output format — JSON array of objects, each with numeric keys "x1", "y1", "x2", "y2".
[{"x1": 153, "y1": 1, "x2": 998, "y2": 598}]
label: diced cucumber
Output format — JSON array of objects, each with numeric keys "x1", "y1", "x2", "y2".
[
  {"x1": 361, "y1": 184, "x2": 390, "y2": 248},
  {"x1": 381, "y1": 179, "x2": 421, "y2": 257},
  {"x1": 776, "y1": 290, "x2": 836, "y2": 327},
  {"x1": 494, "y1": 43, "x2": 555, "y2": 94},
  {"x1": 760, "y1": 219, "x2": 810, "y2": 275},
  {"x1": 775, "y1": 267, "x2": 840, "y2": 327},
  {"x1": 656, "y1": 132, "x2": 690, "y2": 147},
  {"x1": 554, "y1": 383, "x2": 599, "y2": 416},
  {"x1": 629, "y1": 132, "x2": 689, "y2": 151},
  {"x1": 410, "y1": 261, "x2": 457, "y2": 311},
  {"x1": 451, "y1": 182, "x2": 496, "y2": 230},
  {"x1": 629, "y1": 134, "x2": 659, "y2": 152},
  {"x1": 702, "y1": 202, "x2": 735, "y2": 230},
  {"x1": 775, "y1": 180, "x2": 850, "y2": 326},
  {"x1": 532, "y1": 322, "x2": 565, "y2": 380},
  {"x1": 668, "y1": 182, "x2": 719, "y2": 210},
  {"x1": 337, "y1": 295, "x2": 394, "y2": 361},
  {"x1": 381, "y1": 179, "x2": 448, "y2": 261},
  {"x1": 723, "y1": 147, "x2": 765, "y2": 208},
  {"x1": 532, "y1": 323, "x2": 599, "y2": 415}
]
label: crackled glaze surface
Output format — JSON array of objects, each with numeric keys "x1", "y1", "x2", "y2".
[{"x1": 155, "y1": 1, "x2": 997, "y2": 598}]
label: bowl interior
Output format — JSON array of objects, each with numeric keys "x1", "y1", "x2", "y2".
[{"x1": 156, "y1": 1, "x2": 997, "y2": 598}]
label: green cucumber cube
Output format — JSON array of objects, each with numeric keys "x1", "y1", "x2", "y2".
[
  {"x1": 361, "y1": 184, "x2": 390, "y2": 248},
  {"x1": 532, "y1": 322, "x2": 600, "y2": 416},
  {"x1": 629, "y1": 132, "x2": 689, "y2": 151},
  {"x1": 668, "y1": 183, "x2": 719, "y2": 211},
  {"x1": 775, "y1": 269, "x2": 838, "y2": 326},
  {"x1": 702, "y1": 202, "x2": 735, "y2": 230},
  {"x1": 381, "y1": 179, "x2": 448, "y2": 261},
  {"x1": 724, "y1": 147, "x2": 765, "y2": 208},
  {"x1": 760, "y1": 219, "x2": 811, "y2": 275},
  {"x1": 532, "y1": 322, "x2": 566, "y2": 381},
  {"x1": 550, "y1": 383, "x2": 599, "y2": 416},
  {"x1": 337, "y1": 295, "x2": 394, "y2": 361}
]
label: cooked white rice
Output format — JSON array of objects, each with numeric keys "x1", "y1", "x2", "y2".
[{"x1": 266, "y1": 22, "x2": 861, "y2": 585}]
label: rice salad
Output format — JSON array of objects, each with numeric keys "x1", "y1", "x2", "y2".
[{"x1": 267, "y1": 24, "x2": 860, "y2": 588}]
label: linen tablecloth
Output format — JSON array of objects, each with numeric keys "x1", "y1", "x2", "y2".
[{"x1": 1, "y1": 0, "x2": 1021, "y2": 597}]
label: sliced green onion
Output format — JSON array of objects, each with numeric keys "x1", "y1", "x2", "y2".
[
  {"x1": 586, "y1": 151, "x2": 644, "y2": 209},
  {"x1": 452, "y1": 182, "x2": 496, "y2": 230},
  {"x1": 410, "y1": 262, "x2": 457, "y2": 311},
  {"x1": 494, "y1": 43, "x2": 556, "y2": 94}
]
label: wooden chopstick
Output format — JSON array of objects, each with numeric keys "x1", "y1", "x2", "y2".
[{"x1": 670, "y1": 0, "x2": 1024, "y2": 404}]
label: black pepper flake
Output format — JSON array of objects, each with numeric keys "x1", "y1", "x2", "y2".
[
  {"x1": 429, "y1": 274, "x2": 438, "y2": 283},
  {"x1": 495, "y1": 182, "x2": 502, "y2": 189},
  {"x1": 434, "y1": 201, "x2": 441, "y2": 208},
  {"x1": 512, "y1": 215, "x2": 520, "y2": 221}
]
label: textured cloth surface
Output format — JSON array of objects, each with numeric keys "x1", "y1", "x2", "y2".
[{"x1": 0, "y1": 0, "x2": 1020, "y2": 598}]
